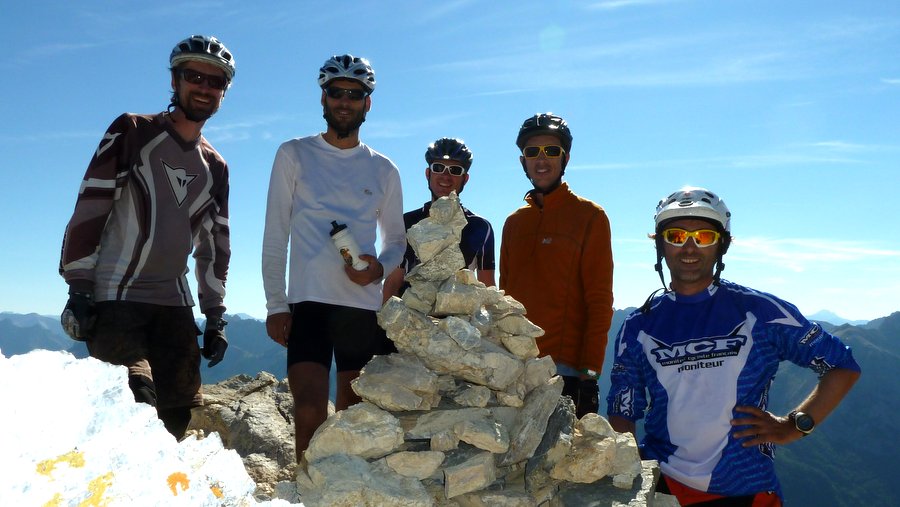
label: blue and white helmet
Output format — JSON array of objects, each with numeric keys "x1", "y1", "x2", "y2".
[{"x1": 318, "y1": 54, "x2": 376, "y2": 93}]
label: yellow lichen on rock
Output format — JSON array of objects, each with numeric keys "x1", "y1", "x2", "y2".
[
  {"x1": 167, "y1": 472, "x2": 190, "y2": 496},
  {"x1": 36, "y1": 450, "x2": 86, "y2": 477}
]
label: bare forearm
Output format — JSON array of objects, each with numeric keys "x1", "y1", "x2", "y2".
[
  {"x1": 793, "y1": 367, "x2": 860, "y2": 424},
  {"x1": 382, "y1": 267, "x2": 405, "y2": 303}
]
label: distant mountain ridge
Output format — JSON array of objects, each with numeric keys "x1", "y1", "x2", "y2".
[
  {"x1": 1, "y1": 309, "x2": 895, "y2": 506},
  {"x1": 806, "y1": 309, "x2": 869, "y2": 327}
]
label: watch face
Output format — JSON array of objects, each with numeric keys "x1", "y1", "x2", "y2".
[{"x1": 795, "y1": 413, "x2": 815, "y2": 432}]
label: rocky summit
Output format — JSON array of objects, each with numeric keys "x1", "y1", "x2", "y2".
[{"x1": 190, "y1": 192, "x2": 678, "y2": 506}]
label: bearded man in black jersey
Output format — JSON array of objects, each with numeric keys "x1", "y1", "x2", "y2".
[{"x1": 59, "y1": 35, "x2": 236, "y2": 439}]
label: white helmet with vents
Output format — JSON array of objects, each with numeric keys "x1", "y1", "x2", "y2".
[
  {"x1": 170, "y1": 35, "x2": 235, "y2": 82},
  {"x1": 654, "y1": 186, "x2": 731, "y2": 233},
  {"x1": 318, "y1": 54, "x2": 376, "y2": 93}
]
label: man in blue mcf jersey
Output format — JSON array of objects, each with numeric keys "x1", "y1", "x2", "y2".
[{"x1": 606, "y1": 187, "x2": 860, "y2": 506}]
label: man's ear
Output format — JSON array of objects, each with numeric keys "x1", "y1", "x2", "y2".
[{"x1": 364, "y1": 95, "x2": 372, "y2": 113}]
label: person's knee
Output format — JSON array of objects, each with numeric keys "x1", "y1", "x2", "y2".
[{"x1": 128, "y1": 375, "x2": 157, "y2": 406}]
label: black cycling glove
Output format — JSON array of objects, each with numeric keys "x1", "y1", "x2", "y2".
[
  {"x1": 201, "y1": 313, "x2": 228, "y2": 368},
  {"x1": 61, "y1": 291, "x2": 96, "y2": 341}
]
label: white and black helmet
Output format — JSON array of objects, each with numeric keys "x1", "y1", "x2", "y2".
[
  {"x1": 170, "y1": 35, "x2": 235, "y2": 82},
  {"x1": 318, "y1": 54, "x2": 376, "y2": 93},
  {"x1": 648, "y1": 186, "x2": 732, "y2": 296},
  {"x1": 654, "y1": 186, "x2": 731, "y2": 235}
]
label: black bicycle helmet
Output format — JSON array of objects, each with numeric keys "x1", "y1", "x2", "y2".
[
  {"x1": 515, "y1": 113, "x2": 572, "y2": 153},
  {"x1": 425, "y1": 138, "x2": 473, "y2": 170}
]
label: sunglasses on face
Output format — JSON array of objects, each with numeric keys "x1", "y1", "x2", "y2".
[
  {"x1": 522, "y1": 145, "x2": 565, "y2": 159},
  {"x1": 662, "y1": 228, "x2": 721, "y2": 248},
  {"x1": 430, "y1": 162, "x2": 466, "y2": 176},
  {"x1": 325, "y1": 86, "x2": 368, "y2": 101},
  {"x1": 179, "y1": 68, "x2": 228, "y2": 90}
]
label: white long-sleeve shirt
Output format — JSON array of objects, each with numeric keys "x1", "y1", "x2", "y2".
[{"x1": 262, "y1": 134, "x2": 405, "y2": 314}]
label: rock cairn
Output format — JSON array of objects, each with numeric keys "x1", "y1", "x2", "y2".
[{"x1": 295, "y1": 193, "x2": 665, "y2": 506}]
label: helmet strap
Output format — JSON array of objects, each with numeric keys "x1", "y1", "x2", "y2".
[
  {"x1": 642, "y1": 238, "x2": 670, "y2": 314},
  {"x1": 713, "y1": 257, "x2": 725, "y2": 285}
]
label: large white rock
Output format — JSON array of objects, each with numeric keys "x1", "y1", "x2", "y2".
[
  {"x1": 300, "y1": 453, "x2": 432, "y2": 507},
  {"x1": 304, "y1": 403, "x2": 404, "y2": 462},
  {"x1": 0, "y1": 349, "x2": 295, "y2": 507},
  {"x1": 352, "y1": 354, "x2": 440, "y2": 412}
]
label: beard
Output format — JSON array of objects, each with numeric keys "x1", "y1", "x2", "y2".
[
  {"x1": 181, "y1": 95, "x2": 219, "y2": 123},
  {"x1": 323, "y1": 102, "x2": 366, "y2": 139},
  {"x1": 174, "y1": 84, "x2": 220, "y2": 123}
]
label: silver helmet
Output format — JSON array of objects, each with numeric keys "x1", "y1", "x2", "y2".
[
  {"x1": 318, "y1": 54, "x2": 376, "y2": 93},
  {"x1": 654, "y1": 186, "x2": 731, "y2": 234},
  {"x1": 170, "y1": 35, "x2": 235, "y2": 82}
]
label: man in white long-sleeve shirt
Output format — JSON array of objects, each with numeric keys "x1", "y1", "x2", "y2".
[{"x1": 261, "y1": 54, "x2": 405, "y2": 461}]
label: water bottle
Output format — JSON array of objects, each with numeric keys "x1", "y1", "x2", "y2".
[{"x1": 329, "y1": 221, "x2": 369, "y2": 271}]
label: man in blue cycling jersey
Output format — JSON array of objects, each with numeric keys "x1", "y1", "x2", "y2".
[{"x1": 607, "y1": 186, "x2": 860, "y2": 506}]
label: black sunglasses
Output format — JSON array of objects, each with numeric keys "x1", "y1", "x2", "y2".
[
  {"x1": 430, "y1": 162, "x2": 466, "y2": 176},
  {"x1": 179, "y1": 68, "x2": 228, "y2": 90},
  {"x1": 325, "y1": 86, "x2": 368, "y2": 101},
  {"x1": 522, "y1": 145, "x2": 565, "y2": 158}
]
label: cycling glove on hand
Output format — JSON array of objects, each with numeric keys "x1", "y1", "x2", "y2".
[
  {"x1": 202, "y1": 315, "x2": 228, "y2": 367},
  {"x1": 61, "y1": 291, "x2": 96, "y2": 341}
]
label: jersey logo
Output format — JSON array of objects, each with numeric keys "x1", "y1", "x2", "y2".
[
  {"x1": 96, "y1": 132, "x2": 121, "y2": 158},
  {"x1": 163, "y1": 161, "x2": 197, "y2": 207},
  {"x1": 650, "y1": 323, "x2": 747, "y2": 367},
  {"x1": 809, "y1": 356, "x2": 834, "y2": 375},
  {"x1": 799, "y1": 323, "x2": 822, "y2": 346}
]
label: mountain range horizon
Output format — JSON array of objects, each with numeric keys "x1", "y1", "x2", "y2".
[{"x1": 0, "y1": 306, "x2": 876, "y2": 328}]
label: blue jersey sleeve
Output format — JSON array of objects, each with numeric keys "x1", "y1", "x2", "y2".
[{"x1": 607, "y1": 314, "x2": 649, "y2": 421}]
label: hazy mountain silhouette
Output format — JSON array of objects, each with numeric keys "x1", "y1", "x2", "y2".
[
  {"x1": 807, "y1": 309, "x2": 869, "y2": 327},
  {"x1": 1, "y1": 309, "x2": 893, "y2": 505}
]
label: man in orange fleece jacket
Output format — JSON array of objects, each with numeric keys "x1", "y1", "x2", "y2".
[{"x1": 499, "y1": 112, "x2": 614, "y2": 419}]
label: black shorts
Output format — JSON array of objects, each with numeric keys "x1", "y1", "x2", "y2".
[
  {"x1": 287, "y1": 301, "x2": 382, "y2": 372},
  {"x1": 87, "y1": 301, "x2": 201, "y2": 409}
]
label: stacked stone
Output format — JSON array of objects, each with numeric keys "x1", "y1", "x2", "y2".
[{"x1": 296, "y1": 193, "x2": 660, "y2": 507}]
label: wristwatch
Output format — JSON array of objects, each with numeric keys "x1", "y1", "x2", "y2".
[{"x1": 788, "y1": 410, "x2": 815, "y2": 436}]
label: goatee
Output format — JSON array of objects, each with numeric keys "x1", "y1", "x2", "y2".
[{"x1": 323, "y1": 103, "x2": 366, "y2": 139}]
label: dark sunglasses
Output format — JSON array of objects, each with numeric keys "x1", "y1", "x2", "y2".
[
  {"x1": 179, "y1": 68, "x2": 228, "y2": 90},
  {"x1": 325, "y1": 86, "x2": 368, "y2": 101},
  {"x1": 522, "y1": 145, "x2": 565, "y2": 158},
  {"x1": 430, "y1": 162, "x2": 466, "y2": 176}
]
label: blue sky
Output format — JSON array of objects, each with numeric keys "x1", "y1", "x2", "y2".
[{"x1": 1, "y1": 1, "x2": 898, "y2": 322}]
